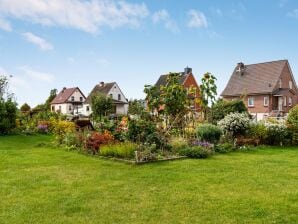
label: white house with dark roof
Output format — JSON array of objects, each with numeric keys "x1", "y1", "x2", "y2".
[
  {"x1": 50, "y1": 87, "x2": 86, "y2": 115},
  {"x1": 83, "y1": 82, "x2": 128, "y2": 116}
]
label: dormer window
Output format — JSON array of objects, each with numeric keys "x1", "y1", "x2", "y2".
[
  {"x1": 71, "y1": 96, "x2": 74, "y2": 101},
  {"x1": 289, "y1": 81, "x2": 293, "y2": 89}
]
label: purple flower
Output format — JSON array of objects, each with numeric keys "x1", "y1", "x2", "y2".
[{"x1": 192, "y1": 140, "x2": 211, "y2": 147}]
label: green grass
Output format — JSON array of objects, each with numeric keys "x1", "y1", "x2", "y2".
[{"x1": 0, "y1": 135, "x2": 297, "y2": 224}]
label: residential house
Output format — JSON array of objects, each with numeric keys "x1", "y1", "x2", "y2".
[
  {"x1": 221, "y1": 60, "x2": 298, "y2": 120},
  {"x1": 84, "y1": 82, "x2": 128, "y2": 116},
  {"x1": 50, "y1": 87, "x2": 86, "y2": 115},
  {"x1": 155, "y1": 67, "x2": 201, "y2": 112}
]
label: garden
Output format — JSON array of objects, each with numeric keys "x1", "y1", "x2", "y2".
[{"x1": 1, "y1": 73, "x2": 298, "y2": 164}]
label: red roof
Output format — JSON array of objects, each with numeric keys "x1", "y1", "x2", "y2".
[{"x1": 51, "y1": 87, "x2": 84, "y2": 104}]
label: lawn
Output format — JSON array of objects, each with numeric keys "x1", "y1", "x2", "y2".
[{"x1": 0, "y1": 135, "x2": 297, "y2": 224}]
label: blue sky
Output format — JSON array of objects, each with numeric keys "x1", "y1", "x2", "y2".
[{"x1": 0, "y1": 0, "x2": 298, "y2": 106}]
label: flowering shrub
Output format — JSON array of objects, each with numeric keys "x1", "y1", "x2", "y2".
[
  {"x1": 196, "y1": 124, "x2": 222, "y2": 144},
  {"x1": 218, "y1": 112, "x2": 250, "y2": 138},
  {"x1": 265, "y1": 123, "x2": 288, "y2": 145},
  {"x1": 37, "y1": 121, "x2": 50, "y2": 133},
  {"x1": 85, "y1": 130, "x2": 114, "y2": 154},
  {"x1": 52, "y1": 121, "x2": 76, "y2": 144}
]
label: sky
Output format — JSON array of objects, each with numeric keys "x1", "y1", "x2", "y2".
[{"x1": 0, "y1": 0, "x2": 298, "y2": 107}]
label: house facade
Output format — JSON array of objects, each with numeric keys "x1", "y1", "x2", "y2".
[
  {"x1": 155, "y1": 67, "x2": 201, "y2": 112},
  {"x1": 221, "y1": 60, "x2": 298, "y2": 120},
  {"x1": 83, "y1": 82, "x2": 128, "y2": 116},
  {"x1": 50, "y1": 87, "x2": 86, "y2": 115}
]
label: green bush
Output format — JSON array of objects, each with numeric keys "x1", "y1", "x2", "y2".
[
  {"x1": 265, "y1": 123, "x2": 288, "y2": 146},
  {"x1": 179, "y1": 146, "x2": 214, "y2": 159},
  {"x1": 169, "y1": 136, "x2": 189, "y2": 152},
  {"x1": 100, "y1": 142, "x2": 138, "y2": 159},
  {"x1": 248, "y1": 122, "x2": 267, "y2": 143},
  {"x1": 0, "y1": 99, "x2": 17, "y2": 135},
  {"x1": 210, "y1": 99, "x2": 247, "y2": 124},
  {"x1": 197, "y1": 124, "x2": 222, "y2": 144},
  {"x1": 218, "y1": 112, "x2": 250, "y2": 138},
  {"x1": 127, "y1": 118, "x2": 169, "y2": 150},
  {"x1": 214, "y1": 143, "x2": 234, "y2": 153},
  {"x1": 287, "y1": 105, "x2": 298, "y2": 131}
]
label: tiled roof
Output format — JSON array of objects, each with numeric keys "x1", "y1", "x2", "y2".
[
  {"x1": 221, "y1": 60, "x2": 288, "y2": 96},
  {"x1": 85, "y1": 82, "x2": 115, "y2": 104},
  {"x1": 51, "y1": 87, "x2": 78, "y2": 104},
  {"x1": 155, "y1": 73, "x2": 189, "y2": 88}
]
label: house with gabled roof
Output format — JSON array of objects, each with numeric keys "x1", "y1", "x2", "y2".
[
  {"x1": 155, "y1": 67, "x2": 201, "y2": 112},
  {"x1": 83, "y1": 82, "x2": 128, "y2": 116},
  {"x1": 50, "y1": 87, "x2": 86, "y2": 115},
  {"x1": 221, "y1": 60, "x2": 298, "y2": 120}
]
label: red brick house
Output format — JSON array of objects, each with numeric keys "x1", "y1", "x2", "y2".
[
  {"x1": 221, "y1": 60, "x2": 298, "y2": 120},
  {"x1": 155, "y1": 67, "x2": 201, "y2": 112}
]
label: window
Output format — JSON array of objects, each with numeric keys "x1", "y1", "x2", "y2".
[
  {"x1": 59, "y1": 106, "x2": 61, "y2": 111},
  {"x1": 71, "y1": 96, "x2": 74, "y2": 101},
  {"x1": 263, "y1": 96, "x2": 269, "y2": 107},
  {"x1": 86, "y1": 106, "x2": 90, "y2": 111},
  {"x1": 283, "y1": 96, "x2": 287, "y2": 107},
  {"x1": 248, "y1": 97, "x2": 254, "y2": 107},
  {"x1": 51, "y1": 106, "x2": 55, "y2": 111},
  {"x1": 109, "y1": 94, "x2": 113, "y2": 98},
  {"x1": 118, "y1": 94, "x2": 121, "y2": 101},
  {"x1": 69, "y1": 105, "x2": 72, "y2": 111},
  {"x1": 289, "y1": 81, "x2": 293, "y2": 89},
  {"x1": 80, "y1": 97, "x2": 83, "y2": 102},
  {"x1": 279, "y1": 79, "x2": 282, "y2": 88},
  {"x1": 289, "y1": 97, "x2": 293, "y2": 106}
]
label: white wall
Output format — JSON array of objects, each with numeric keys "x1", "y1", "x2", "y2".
[
  {"x1": 82, "y1": 83, "x2": 128, "y2": 116},
  {"x1": 51, "y1": 88, "x2": 86, "y2": 115}
]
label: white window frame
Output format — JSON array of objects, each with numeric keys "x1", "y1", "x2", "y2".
[
  {"x1": 289, "y1": 97, "x2": 292, "y2": 107},
  {"x1": 283, "y1": 96, "x2": 287, "y2": 107},
  {"x1": 289, "y1": 80, "x2": 293, "y2": 89},
  {"x1": 279, "y1": 79, "x2": 282, "y2": 88},
  {"x1": 263, "y1": 96, "x2": 269, "y2": 107},
  {"x1": 248, "y1": 97, "x2": 254, "y2": 107}
]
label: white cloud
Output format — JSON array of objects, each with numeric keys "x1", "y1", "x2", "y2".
[
  {"x1": 152, "y1": 9, "x2": 179, "y2": 33},
  {"x1": 187, "y1": 10, "x2": 208, "y2": 28},
  {"x1": 0, "y1": 17, "x2": 12, "y2": 31},
  {"x1": 19, "y1": 66, "x2": 54, "y2": 83},
  {"x1": 0, "y1": 0, "x2": 149, "y2": 33},
  {"x1": 22, "y1": 32, "x2": 53, "y2": 51},
  {"x1": 288, "y1": 9, "x2": 298, "y2": 18}
]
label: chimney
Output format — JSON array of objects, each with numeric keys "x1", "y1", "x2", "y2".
[
  {"x1": 184, "y1": 66, "x2": 192, "y2": 74},
  {"x1": 100, "y1": 82, "x2": 105, "y2": 87},
  {"x1": 236, "y1": 62, "x2": 245, "y2": 75},
  {"x1": 62, "y1": 87, "x2": 66, "y2": 92}
]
